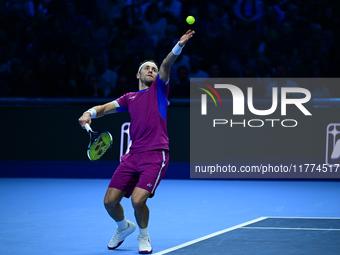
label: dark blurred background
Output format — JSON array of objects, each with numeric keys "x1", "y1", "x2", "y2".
[{"x1": 0, "y1": 0, "x2": 339, "y2": 99}]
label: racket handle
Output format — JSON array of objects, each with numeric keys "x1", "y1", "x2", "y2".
[{"x1": 84, "y1": 123, "x2": 92, "y2": 133}]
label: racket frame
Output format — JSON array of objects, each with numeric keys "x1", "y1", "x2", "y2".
[{"x1": 85, "y1": 123, "x2": 113, "y2": 161}]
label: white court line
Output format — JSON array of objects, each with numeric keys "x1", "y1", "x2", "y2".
[
  {"x1": 242, "y1": 227, "x2": 340, "y2": 231},
  {"x1": 266, "y1": 216, "x2": 340, "y2": 219},
  {"x1": 153, "y1": 217, "x2": 268, "y2": 255}
]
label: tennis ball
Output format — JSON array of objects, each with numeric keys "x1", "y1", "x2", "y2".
[{"x1": 186, "y1": 16, "x2": 195, "y2": 25}]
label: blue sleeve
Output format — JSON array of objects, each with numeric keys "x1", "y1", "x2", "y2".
[
  {"x1": 156, "y1": 74, "x2": 168, "y2": 120},
  {"x1": 157, "y1": 74, "x2": 169, "y2": 92}
]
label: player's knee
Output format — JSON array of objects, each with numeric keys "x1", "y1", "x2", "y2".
[
  {"x1": 103, "y1": 196, "x2": 115, "y2": 208},
  {"x1": 131, "y1": 196, "x2": 147, "y2": 211},
  {"x1": 104, "y1": 190, "x2": 121, "y2": 208}
]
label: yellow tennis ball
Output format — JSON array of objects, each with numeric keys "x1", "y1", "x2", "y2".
[{"x1": 186, "y1": 16, "x2": 195, "y2": 25}]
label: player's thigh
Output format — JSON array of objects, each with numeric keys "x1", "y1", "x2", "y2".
[
  {"x1": 136, "y1": 150, "x2": 169, "y2": 196},
  {"x1": 108, "y1": 153, "x2": 139, "y2": 198},
  {"x1": 104, "y1": 187, "x2": 126, "y2": 206}
]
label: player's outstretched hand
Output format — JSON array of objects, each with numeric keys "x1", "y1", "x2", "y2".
[{"x1": 178, "y1": 30, "x2": 195, "y2": 47}]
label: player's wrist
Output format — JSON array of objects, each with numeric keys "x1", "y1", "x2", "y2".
[
  {"x1": 172, "y1": 41, "x2": 184, "y2": 55},
  {"x1": 84, "y1": 108, "x2": 97, "y2": 119}
]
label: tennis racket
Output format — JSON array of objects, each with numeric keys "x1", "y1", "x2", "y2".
[{"x1": 84, "y1": 123, "x2": 113, "y2": 161}]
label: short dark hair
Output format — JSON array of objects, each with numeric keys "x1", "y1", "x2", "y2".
[{"x1": 138, "y1": 59, "x2": 159, "y2": 73}]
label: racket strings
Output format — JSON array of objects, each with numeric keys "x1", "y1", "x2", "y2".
[{"x1": 88, "y1": 133, "x2": 112, "y2": 161}]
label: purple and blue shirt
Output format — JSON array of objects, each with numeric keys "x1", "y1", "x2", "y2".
[{"x1": 113, "y1": 74, "x2": 169, "y2": 153}]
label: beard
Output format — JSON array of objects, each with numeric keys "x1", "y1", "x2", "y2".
[{"x1": 143, "y1": 75, "x2": 156, "y2": 86}]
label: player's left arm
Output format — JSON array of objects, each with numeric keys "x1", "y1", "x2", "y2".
[{"x1": 158, "y1": 30, "x2": 195, "y2": 83}]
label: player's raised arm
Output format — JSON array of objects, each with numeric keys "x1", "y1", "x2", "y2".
[
  {"x1": 78, "y1": 101, "x2": 117, "y2": 128},
  {"x1": 159, "y1": 30, "x2": 195, "y2": 83}
]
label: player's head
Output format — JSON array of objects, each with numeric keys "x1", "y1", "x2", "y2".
[
  {"x1": 138, "y1": 60, "x2": 158, "y2": 74},
  {"x1": 137, "y1": 60, "x2": 159, "y2": 86}
]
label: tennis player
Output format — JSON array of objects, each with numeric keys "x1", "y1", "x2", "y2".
[{"x1": 78, "y1": 30, "x2": 195, "y2": 254}]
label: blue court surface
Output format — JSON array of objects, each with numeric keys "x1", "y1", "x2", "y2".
[{"x1": 1, "y1": 178, "x2": 340, "y2": 255}]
